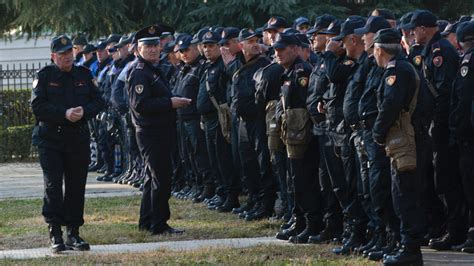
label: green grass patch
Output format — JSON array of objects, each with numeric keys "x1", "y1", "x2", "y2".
[
  {"x1": 0, "y1": 244, "x2": 378, "y2": 265},
  {"x1": 0, "y1": 196, "x2": 280, "y2": 250}
]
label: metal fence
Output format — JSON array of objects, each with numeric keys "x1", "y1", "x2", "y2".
[{"x1": 0, "y1": 62, "x2": 50, "y2": 161}]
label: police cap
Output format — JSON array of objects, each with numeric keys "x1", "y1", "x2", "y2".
[
  {"x1": 264, "y1": 16, "x2": 289, "y2": 31},
  {"x1": 332, "y1": 16, "x2": 367, "y2": 41},
  {"x1": 238, "y1": 28, "x2": 262, "y2": 42},
  {"x1": 457, "y1": 21, "x2": 474, "y2": 43},
  {"x1": 354, "y1": 16, "x2": 391, "y2": 35},
  {"x1": 219, "y1": 27, "x2": 240, "y2": 45},
  {"x1": 273, "y1": 33, "x2": 300, "y2": 49},
  {"x1": 51, "y1": 35, "x2": 73, "y2": 54},
  {"x1": 307, "y1": 14, "x2": 337, "y2": 35},
  {"x1": 404, "y1": 10, "x2": 438, "y2": 30},
  {"x1": 373, "y1": 28, "x2": 402, "y2": 45}
]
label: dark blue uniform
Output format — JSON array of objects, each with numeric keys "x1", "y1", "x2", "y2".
[
  {"x1": 373, "y1": 56, "x2": 425, "y2": 251},
  {"x1": 422, "y1": 32, "x2": 468, "y2": 245},
  {"x1": 31, "y1": 64, "x2": 104, "y2": 226},
  {"x1": 128, "y1": 56, "x2": 176, "y2": 233}
]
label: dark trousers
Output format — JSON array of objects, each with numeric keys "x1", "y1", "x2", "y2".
[
  {"x1": 238, "y1": 118, "x2": 260, "y2": 198},
  {"x1": 39, "y1": 144, "x2": 89, "y2": 226},
  {"x1": 242, "y1": 117, "x2": 277, "y2": 202},
  {"x1": 362, "y1": 129, "x2": 399, "y2": 233},
  {"x1": 319, "y1": 133, "x2": 343, "y2": 227},
  {"x1": 230, "y1": 113, "x2": 242, "y2": 192},
  {"x1": 182, "y1": 119, "x2": 214, "y2": 188},
  {"x1": 97, "y1": 119, "x2": 114, "y2": 173},
  {"x1": 432, "y1": 120, "x2": 468, "y2": 237},
  {"x1": 458, "y1": 140, "x2": 474, "y2": 227},
  {"x1": 203, "y1": 115, "x2": 239, "y2": 197},
  {"x1": 324, "y1": 132, "x2": 365, "y2": 227},
  {"x1": 391, "y1": 167, "x2": 425, "y2": 248},
  {"x1": 176, "y1": 118, "x2": 194, "y2": 187},
  {"x1": 289, "y1": 136, "x2": 322, "y2": 225},
  {"x1": 271, "y1": 147, "x2": 291, "y2": 215},
  {"x1": 136, "y1": 129, "x2": 174, "y2": 232}
]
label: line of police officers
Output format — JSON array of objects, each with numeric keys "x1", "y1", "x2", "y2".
[{"x1": 31, "y1": 8, "x2": 474, "y2": 265}]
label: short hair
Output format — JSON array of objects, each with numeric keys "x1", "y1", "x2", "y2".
[{"x1": 374, "y1": 43, "x2": 402, "y2": 55}]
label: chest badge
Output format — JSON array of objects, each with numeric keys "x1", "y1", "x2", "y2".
[
  {"x1": 386, "y1": 75, "x2": 396, "y2": 86},
  {"x1": 135, "y1": 84, "x2": 144, "y2": 94},
  {"x1": 461, "y1": 66, "x2": 469, "y2": 77},
  {"x1": 298, "y1": 77, "x2": 308, "y2": 87}
]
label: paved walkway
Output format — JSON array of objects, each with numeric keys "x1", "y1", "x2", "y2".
[
  {"x1": 1, "y1": 236, "x2": 474, "y2": 264},
  {"x1": 0, "y1": 162, "x2": 140, "y2": 200}
]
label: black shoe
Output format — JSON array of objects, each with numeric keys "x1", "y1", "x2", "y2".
[
  {"x1": 289, "y1": 223, "x2": 321, "y2": 244},
  {"x1": 207, "y1": 195, "x2": 224, "y2": 209},
  {"x1": 151, "y1": 224, "x2": 185, "y2": 235},
  {"x1": 276, "y1": 218, "x2": 305, "y2": 241},
  {"x1": 65, "y1": 226, "x2": 90, "y2": 251},
  {"x1": 245, "y1": 201, "x2": 274, "y2": 221},
  {"x1": 361, "y1": 231, "x2": 386, "y2": 257},
  {"x1": 194, "y1": 185, "x2": 215, "y2": 203},
  {"x1": 280, "y1": 216, "x2": 295, "y2": 230},
  {"x1": 232, "y1": 198, "x2": 256, "y2": 214},
  {"x1": 332, "y1": 226, "x2": 365, "y2": 255},
  {"x1": 453, "y1": 230, "x2": 474, "y2": 252},
  {"x1": 48, "y1": 224, "x2": 66, "y2": 253},
  {"x1": 368, "y1": 232, "x2": 399, "y2": 261},
  {"x1": 308, "y1": 226, "x2": 342, "y2": 244},
  {"x1": 88, "y1": 163, "x2": 102, "y2": 172},
  {"x1": 96, "y1": 171, "x2": 112, "y2": 181},
  {"x1": 216, "y1": 195, "x2": 240, "y2": 213},
  {"x1": 382, "y1": 246, "x2": 423, "y2": 265},
  {"x1": 429, "y1": 232, "x2": 465, "y2": 251},
  {"x1": 97, "y1": 165, "x2": 107, "y2": 174}
]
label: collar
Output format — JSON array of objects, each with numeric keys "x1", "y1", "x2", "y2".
[{"x1": 422, "y1": 31, "x2": 442, "y2": 57}]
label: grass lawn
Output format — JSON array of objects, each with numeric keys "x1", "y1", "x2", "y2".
[{"x1": 0, "y1": 196, "x2": 377, "y2": 265}]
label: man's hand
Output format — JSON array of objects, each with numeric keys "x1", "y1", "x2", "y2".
[
  {"x1": 317, "y1": 102, "x2": 326, "y2": 114},
  {"x1": 220, "y1": 47, "x2": 235, "y2": 66},
  {"x1": 65, "y1": 106, "x2": 84, "y2": 122},
  {"x1": 171, "y1": 97, "x2": 192, "y2": 109}
]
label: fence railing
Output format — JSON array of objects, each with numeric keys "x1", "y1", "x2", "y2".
[{"x1": 0, "y1": 62, "x2": 50, "y2": 161}]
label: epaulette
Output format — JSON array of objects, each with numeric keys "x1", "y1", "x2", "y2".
[
  {"x1": 462, "y1": 52, "x2": 472, "y2": 65},
  {"x1": 387, "y1": 60, "x2": 396, "y2": 69},
  {"x1": 295, "y1": 63, "x2": 304, "y2": 72},
  {"x1": 431, "y1": 42, "x2": 441, "y2": 53},
  {"x1": 136, "y1": 62, "x2": 144, "y2": 70},
  {"x1": 36, "y1": 64, "x2": 54, "y2": 74}
]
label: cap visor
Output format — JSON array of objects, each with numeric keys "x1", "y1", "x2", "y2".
[
  {"x1": 331, "y1": 34, "x2": 345, "y2": 41},
  {"x1": 56, "y1": 45, "x2": 73, "y2": 54},
  {"x1": 201, "y1": 40, "x2": 218, "y2": 44},
  {"x1": 402, "y1": 22, "x2": 416, "y2": 30},
  {"x1": 354, "y1": 27, "x2": 369, "y2": 35},
  {"x1": 273, "y1": 42, "x2": 288, "y2": 49}
]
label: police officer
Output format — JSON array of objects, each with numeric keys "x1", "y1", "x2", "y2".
[
  {"x1": 354, "y1": 16, "x2": 400, "y2": 260},
  {"x1": 450, "y1": 21, "x2": 474, "y2": 253},
  {"x1": 372, "y1": 28, "x2": 425, "y2": 265},
  {"x1": 274, "y1": 33, "x2": 323, "y2": 244},
  {"x1": 406, "y1": 9, "x2": 468, "y2": 250},
  {"x1": 128, "y1": 25, "x2": 189, "y2": 235},
  {"x1": 197, "y1": 29, "x2": 240, "y2": 211},
  {"x1": 31, "y1": 35, "x2": 104, "y2": 252},
  {"x1": 72, "y1": 35, "x2": 88, "y2": 65}
]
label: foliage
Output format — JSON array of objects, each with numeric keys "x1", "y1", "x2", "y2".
[
  {"x1": 0, "y1": 88, "x2": 35, "y2": 127},
  {"x1": 0, "y1": 0, "x2": 472, "y2": 40},
  {"x1": 0, "y1": 124, "x2": 34, "y2": 162}
]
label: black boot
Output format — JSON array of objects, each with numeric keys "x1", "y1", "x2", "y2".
[
  {"x1": 48, "y1": 224, "x2": 66, "y2": 253},
  {"x1": 280, "y1": 216, "x2": 295, "y2": 230},
  {"x1": 276, "y1": 217, "x2": 305, "y2": 240},
  {"x1": 245, "y1": 199, "x2": 274, "y2": 221},
  {"x1": 65, "y1": 226, "x2": 90, "y2": 251},
  {"x1": 454, "y1": 229, "x2": 474, "y2": 252},
  {"x1": 232, "y1": 197, "x2": 256, "y2": 214},
  {"x1": 194, "y1": 185, "x2": 215, "y2": 203},
  {"x1": 356, "y1": 229, "x2": 383, "y2": 255},
  {"x1": 332, "y1": 224, "x2": 366, "y2": 255},
  {"x1": 368, "y1": 232, "x2": 399, "y2": 261},
  {"x1": 216, "y1": 195, "x2": 240, "y2": 213},
  {"x1": 382, "y1": 245, "x2": 423, "y2": 265},
  {"x1": 428, "y1": 232, "x2": 466, "y2": 251},
  {"x1": 289, "y1": 222, "x2": 321, "y2": 244},
  {"x1": 308, "y1": 220, "x2": 342, "y2": 244},
  {"x1": 362, "y1": 231, "x2": 386, "y2": 257}
]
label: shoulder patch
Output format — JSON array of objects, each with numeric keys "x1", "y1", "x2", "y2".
[
  {"x1": 32, "y1": 79, "x2": 39, "y2": 89},
  {"x1": 136, "y1": 63, "x2": 144, "y2": 70},
  {"x1": 135, "y1": 84, "x2": 144, "y2": 94},
  {"x1": 433, "y1": 56, "x2": 443, "y2": 67},
  {"x1": 387, "y1": 60, "x2": 396, "y2": 69},
  {"x1": 460, "y1": 66, "x2": 469, "y2": 77},
  {"x1": 431, "y1": 42, "x2": 441, "y2": 53},
  {"x1": 343, "y1": 60, "x2": 354, "y2": 66},
  {"x1": 386, "y1": 75, "x2": 396, "y2": 86},
  {"x1": 298, "y1": 77, "x2": 309, "y2": 87},
  {"x1": 413, "y1": 55, "x2": 422, "y2": 66},
  {"x1": 462, "y1": 52, "x2": 472, "y2": 65}
]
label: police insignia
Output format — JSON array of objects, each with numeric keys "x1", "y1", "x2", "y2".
[
  {"x1": 413, "y1": 55, "x2": 422, "y2": 66},
  {"x1": 32, "y1": 79, "x2": 38, "y2": 89},
  {"x1": 248, "y1": 29, "x2": 255, "y2": 34},
  {"x1": 343, "y1": 60, "x2": 354, "y2": 66},
  {"x1": 268, "y1": 17, "x2": 277, "y2": 26},
  {"x1": 60, "y1": 37, "x2": 67, "y2": 45},
  {"x1": 135, "y1": 84, "x2": 144, "y2": 94},
  {"x1": 386, "y1": 75, "x2": 396, "y2": 86},
  {"x1": 205, "y1": 31, "x2": 213, "y2": 38},
  {"x1": 433, "y1": 56, "x2": 443, "y2": 67},
  {"x1": 298, "y1": 77, "x2": 308, "y2": 87},
  {"x1": 148, "y1": 26, "x2": 156, "y2": 34},
  {"x1": 461, "y1": 66, "x2": 469, "y2": 77},
  {"x1": 221, "y1": 31, "x2": 226, "y2": 38}
]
